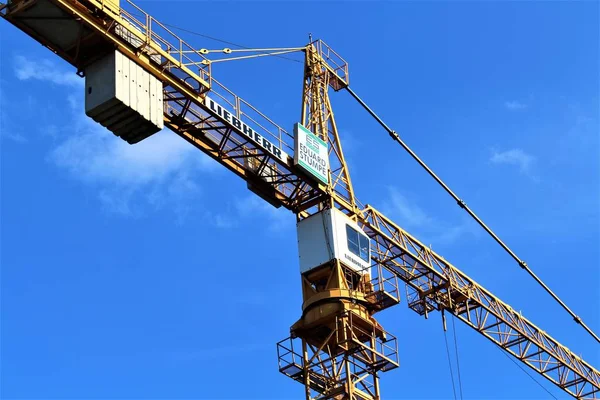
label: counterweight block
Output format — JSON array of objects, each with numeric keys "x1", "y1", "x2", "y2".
[{"x1": 85, "y1": 50, "x2": 164, "y2": 144}]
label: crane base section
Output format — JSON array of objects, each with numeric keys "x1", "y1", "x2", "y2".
[
  {"x1": 278, "y1": 311, "x2": 399, "y2": 400},
  {"x1": 281, "y1": 258, "x2": 399, "y2": 400},
  {"x1": 85, "y1": 50, "x2": 163, "y2": 144}
]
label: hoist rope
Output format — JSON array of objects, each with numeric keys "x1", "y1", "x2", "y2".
[
  {"x1": 451, "y1": 318, "x2": 464, "y2": 399},
  {"x1": 496, "y1": 345, "x2": 558, "y2": 399},
  {"x1": 344, "y1": 85, "x2": 600, "y2": 344},
  {"x1": 444, "y1": 328, "x2": 459, "y2": 400}
]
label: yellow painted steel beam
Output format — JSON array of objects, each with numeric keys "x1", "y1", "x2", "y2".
[
  {"x1": 52, "y1": 0, "x2": 211, "y2": 93},
  {"x1": 359, "y1": 205, "x2": 600, "y2": 399},
  {"x1": 1, "y1": 0, "x2": 210, "y2": 104},
  {"x1": 1, "y1": 0, "x2": 332, "y2": 214}
]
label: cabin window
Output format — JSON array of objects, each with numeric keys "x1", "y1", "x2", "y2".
[{"x1": 346, "y1": 224, "x2": 370, "y2": 262}]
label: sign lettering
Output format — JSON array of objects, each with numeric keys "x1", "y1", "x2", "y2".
[
  {"x1": 204, "y1": 96, "x2": 289, "y2": 163},
  {"x1": 293, "y1": 123, "x2": 329, "y2": 184}
]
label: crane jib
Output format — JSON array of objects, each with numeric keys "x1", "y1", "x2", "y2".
[{"x1": 204, "y1": 96, "x2": 290, "y2": 164}]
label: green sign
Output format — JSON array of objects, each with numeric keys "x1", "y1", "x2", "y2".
[{"x1": 293, "y1": 123, "x2": 329, "y2": 184}]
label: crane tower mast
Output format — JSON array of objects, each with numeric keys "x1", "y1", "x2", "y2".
[
  {"x1": 1, "y1": 0, "x2": 599, "y2": 399},
  {"x1": 277, "y1": 43, "x2": 400, "y2": 400}
]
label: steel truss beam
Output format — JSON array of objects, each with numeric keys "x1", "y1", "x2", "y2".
[
  {"x1": 361, "y1": 206, "x2": 600, "y2": 399},
  {"x1": 278, "y1": 312, "x2": 399, "y2": 400}
]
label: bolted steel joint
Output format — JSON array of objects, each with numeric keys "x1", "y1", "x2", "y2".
[{"x1": 519, "y1": 261, "x2": 528, "y2": 270}]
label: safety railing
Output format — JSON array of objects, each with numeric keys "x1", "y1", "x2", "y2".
[
  {"x1": 335, "y1": 311, "x2": 399, "y2": 373},
  {"x1": 112, "y1": 0, "x2": 297, "y2": 158},
  {"x1": 367, "y1": 263, "x2": 401, "y2": 311},
  {"x1": 312, "y1": 39, "x2": 349, "y2": 90},
  {"x1": 90, "y1": 0, "x2": 212, "y2": 91},
  {"x1": 207, "y1": 77, "x2": 295, "y2": 158},
  {"x1": 277, "y1": 337, "x2": 303, "y2": 375}
]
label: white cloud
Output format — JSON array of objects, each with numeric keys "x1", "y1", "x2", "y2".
[
  {"x1": 196, "y1": 194, "x2": 292, "y2": 231},
  {"x1": 433, "y1": 220, "x2": 479, "y2": 246},
  {"x1": 13, "y1": 55, "x2": 217, "y2": 219},
  {"x1": 384, "y1": 187, "x2": 432, "y2": 228},
  {"x1": 565, "y1": 105, "x2": 598, "y2": 147},
  {"x1": 0, "y1": 84, "x2": 27, "y2": 143},
  {"x1": 1, "y1": 129, "x2": 27, "y2": 143},
  {"x1": 50, "y1": 124, "x2": 208, "y2": 186},
  {"x1": 234, "y1": 194, "x2": 292, "y2": 231},
  {"x1": 212, "y1": 213, "x2": 236, "y2": 229},
  {"x1": 382, "y1": 187, "x2": 480, "y2": 247},
  {"x1": 504, "y1": 100, "x2": 527, "y2": 110},
  {"x1": 14, "y1": 55, "x2": 83, "y2": 87},
  {"x1": 490, "y1": 148, "x2": 536, "y2": 174},
  {"x1": 98, "y1": 188, "x2": 136, "y2": 217},
  {"x1": 46, "y1": 105, "x2": 216, "y2": 217}
]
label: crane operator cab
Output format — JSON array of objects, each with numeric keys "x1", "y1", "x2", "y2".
[
  {"x1": 292, "y1": 207, "x2": 393, "y2": 360},
  {"x1": 296, "y1": 207, "x2": 371, "y2": 276}
]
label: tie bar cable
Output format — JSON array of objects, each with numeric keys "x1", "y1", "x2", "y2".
[
  {"x1": 204, "y1": 49, "x2": 306, "y2": 64},
  {"x1": 344, "y1": 85, "x2": 600, "y2": 344}
]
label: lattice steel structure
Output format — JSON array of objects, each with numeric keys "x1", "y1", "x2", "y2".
[{"x1": 1, "y1": 0, "x2": 598, "y2": 399}]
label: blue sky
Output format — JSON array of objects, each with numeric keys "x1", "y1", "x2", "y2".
[{"x1": 1, "y1": 1, "x2": 598, "y2": 399}]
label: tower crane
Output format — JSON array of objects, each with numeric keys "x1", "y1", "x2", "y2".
[{"x1": 1, "y1": 0, "x2": 598, "y2": 399}]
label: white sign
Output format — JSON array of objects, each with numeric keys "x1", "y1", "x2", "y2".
[
  {"x1": 204, "y1": 96, "x2": 289, "y2": 163},
  {"x1": 293, "y1": 123, "x2": 329, "y2": 184}
]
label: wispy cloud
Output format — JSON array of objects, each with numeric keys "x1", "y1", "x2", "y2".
[
  {"x1": 196, "y1": 193, "x2": 292, "y2": 232},
  {"x1": 234, "y1": 194, "x2": 293, "y2": 232},
  {"x1": 14, "y1": 55, "x2": 83, "y2": 87},
  {"x1": 565, "y1": 104, "x2": 599, "y2": 148},
  {"x1": 199, "y1": 210, "x2": 236, "y2": 229},
  {"x1": 504, "y1": 100, "x2": 528, "y2": 111},
  {"x1": 0, "y1": 84, "x2": 28, "y2": 143},
  {"x1": 384, "y1": 188, "x2": 432, "y2": 229},
  {"x1": 382, "y1": 187, "x2": 480, "y2": 247},
  {"x1": 490, "y1": 148, "x2": 536, "y2": 175},
  {"x1": 49, "y1": 122, "x2": 204, "y2": 186},
  {"x1": 433, "y1": 222, "x2": 479, "y2": 246},
  {"x1": 1, "y1": 129, "x2": 27, "y2": 143},
  {"x1": 46, "y1": 101, "x2": 214, "y2": 218},
  {"x1": 14, "y1": 55, "x2": 215, "y2": 220}
]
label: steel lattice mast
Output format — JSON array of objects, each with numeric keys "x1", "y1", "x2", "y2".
[
  {"x1": 277, "y1": 42, "x2": 399, "y2": 400},
  {"x1": 1, "y1": 0, "x2": 598, "y2": 399}
]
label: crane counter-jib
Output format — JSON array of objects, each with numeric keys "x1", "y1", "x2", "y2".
[{"x1": 0, "y1": 0, "x2": 339, "y2": 214}]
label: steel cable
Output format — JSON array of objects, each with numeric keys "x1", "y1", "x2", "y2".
[
  {"x1": 344, "y1": 85, "x2": 600, "y2": 344},
  {"x1": 452, "y1": 318, "x2": 464, "y2": 400},
  {"x1": 444, "y1": 328, "x2": 459, "y2": 400},
  {"x1": 497, "y1": 345, "x2": 558, "y2": 399}
]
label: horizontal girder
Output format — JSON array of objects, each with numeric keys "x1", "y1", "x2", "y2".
[{"x1": 361, "y1": 206, "x2": 600, "y2": 399}]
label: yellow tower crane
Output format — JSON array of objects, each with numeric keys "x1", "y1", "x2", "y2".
[{"x1": 1, "y1": 1, "x2": 598, "y2": 399}]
